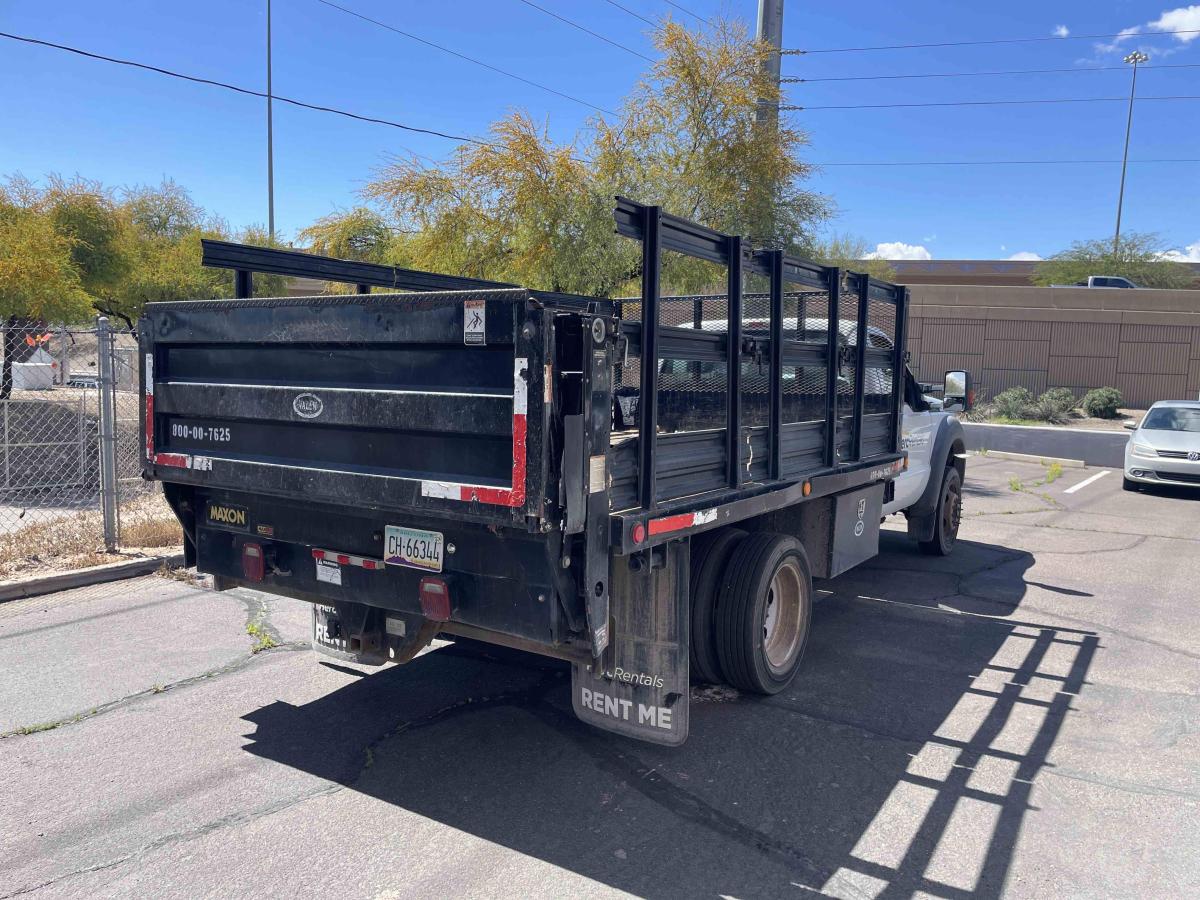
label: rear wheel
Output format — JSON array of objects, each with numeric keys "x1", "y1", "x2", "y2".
[
  {"x1": 688, "y1": 528, "x2": 746, "y2": 684},
  {"x1": 919, "y1": 466, "x2": 962, "y2": 556},
  {"x1": 715, "y1": 533, "x2": 813, "y2": 695}
]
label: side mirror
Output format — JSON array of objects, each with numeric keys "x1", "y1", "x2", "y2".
[{"x1": 943, "y1": 370, "x2": 973, "y2": 412}]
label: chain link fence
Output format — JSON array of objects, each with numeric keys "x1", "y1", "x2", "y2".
[{"x1": 0, "y1": 318, "x2": 178, "y2": 579}]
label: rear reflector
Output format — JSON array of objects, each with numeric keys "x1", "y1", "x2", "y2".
[
  {"x1": 242, "y1": 543, "x2": 265, "y2": 582},
  {"x1": 418, "y1": 576, "x2": 452, "y2": 621}
]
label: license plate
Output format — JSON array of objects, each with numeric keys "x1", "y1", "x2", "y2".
[{"x1": 384, "y1": 525, "x2": 444, "y2": 572}]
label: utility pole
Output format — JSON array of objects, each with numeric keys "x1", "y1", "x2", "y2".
[
  {"x1": 266, "y1": 0, "x2": 276, "y2": 241},
  {"x1": 1113, "y1": 50, "x2": 1147, "y2": 253},
  {"x1": 756, "y1": 0, "x2": 785, "y2": 128}
]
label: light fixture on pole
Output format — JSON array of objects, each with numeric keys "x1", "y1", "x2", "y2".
[{"x1": 1113, "y1": 50, "x2": 1148, "y2": 253}]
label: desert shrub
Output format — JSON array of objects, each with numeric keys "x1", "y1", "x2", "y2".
[
  {"x1": 1081, "y1": 386, "x2": 1123, "y2": 419},
  {"x1": 993, "y1": 387, "x2": 1034, "y2": 419},
  {"x1": 1031, "y1": 388, "x2": 1077, "y2": 424}
]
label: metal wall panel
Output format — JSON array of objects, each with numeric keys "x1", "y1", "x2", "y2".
[
  {"x1": 1117, "y1": 342, "x2": 1191, "y2": 375},
  {"x1": 1050, "y1": 322, "x2": 1121, "y2": 357},
  {"x1": 985, "y1": 319, "x2": 1049, "y2": 341},
  {"x1": 1047, "y1": 355, "x2": 1118, "y2": 389},
  {"x1": 980, "y1": 369, "x2": 1048, "y2": 396},
  {"x1": 1117, "y1": 374, "x2": 1189, "y2": 407},
  {"x1": 982, "y1": 339, "x2": 1050, "y2": 371},
  {"x1": 1120, "y1": 323, "x2": 1193, "y2": 343}
]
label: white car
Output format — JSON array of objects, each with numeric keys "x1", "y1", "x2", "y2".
[{"x1": 1123, "y1": 400, "x2": 1200, "y2": 491}]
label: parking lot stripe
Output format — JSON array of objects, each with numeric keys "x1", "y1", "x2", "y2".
[{"x1": 1064, "y1": 470, "x2": 1111, "y2": 494}]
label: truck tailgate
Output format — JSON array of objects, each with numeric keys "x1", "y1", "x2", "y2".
[{"x1": 140, "y1": 290, "x2": 546, "y2": 525}]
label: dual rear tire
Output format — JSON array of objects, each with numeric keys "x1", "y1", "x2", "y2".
[{"x1": 690, "y1": 530, "x2": 813, "y2": 695}]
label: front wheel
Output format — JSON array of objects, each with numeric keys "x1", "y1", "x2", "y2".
[
  {"x1": 714, "y1": 533, "x2": 813, "y2": 695},
  {"x1": 1122, "y1": 476, "x2": 1139, "y2": 492},
  {"x1": 919, "y1": 466, "x2": 962, "y2": 556}
]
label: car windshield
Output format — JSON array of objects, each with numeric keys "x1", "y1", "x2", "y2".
[{"x1": 1140, "y1": 407, "x2": 1200, "y2": 432}]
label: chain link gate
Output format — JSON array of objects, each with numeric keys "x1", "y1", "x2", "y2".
[{"x1": 0, "y1": 317, "x2": 176, "y2": 577}]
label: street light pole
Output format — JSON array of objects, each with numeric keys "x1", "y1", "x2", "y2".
[
  {"x1": 1113, "y1": 50, "x2": 1148, "y2": 253},
  {"x1": 266, "y1": 0, "x2": 275, "y2": 241}
]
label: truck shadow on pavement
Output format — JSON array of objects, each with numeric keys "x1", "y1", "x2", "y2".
[{"x1": 242, "y1": 534, "x2": 1098, "y2": 899}]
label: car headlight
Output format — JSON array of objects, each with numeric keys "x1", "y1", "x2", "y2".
[{"x1": 1131, "y1": 442, "x2": 1156, "y2": 458}]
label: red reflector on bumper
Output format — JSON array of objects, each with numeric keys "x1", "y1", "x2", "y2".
[
  {"x1": 419, "y1": 576, "x2": 452, "y2": 621},
  {"x1": 242, "y1": 543, "x2": 265, "y2": 582}
]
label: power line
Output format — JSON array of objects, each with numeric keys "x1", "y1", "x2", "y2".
[
  {"x1": 315, "y1": 0, "x2": 615, "y2": 115},
  {"x1": 0, "y1": 30, "x2": 490, "y2": 146},
  {"x1": 599, "y1": 0, "x2": 656, "y2": 27},
  {"x1": 662, "y1": 1, "x2": 713, "y2": 26},
  {"x1": 811, "y1": 158, "x2": 1200, "y2": 167},
  {"x1": 788, "y1": 95, "x2": 1200, "y2": 111},
  {"x1": 784, "y1": 62, "x2": 1200, "y2": 83},
  {"x1": 783, "y1": 28, "x2": 1200, "y2": 55},
  {"x1": 515, "y1": 0, "x2": 654, "y2": 61}
]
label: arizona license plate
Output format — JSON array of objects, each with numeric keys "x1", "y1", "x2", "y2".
[{"x1": 384, "y1": 525, "x2": 444, "y2": 573}]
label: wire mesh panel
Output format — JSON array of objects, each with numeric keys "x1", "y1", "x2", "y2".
[{"x1": 0, "y1": 320, "x2": 179, "y2": 575}]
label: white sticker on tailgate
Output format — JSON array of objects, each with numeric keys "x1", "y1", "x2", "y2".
[
  {"x1": 315, "y1": 559, "x2": 342, "y2": 585},
  {"x1": 384, "y1": 526, "x2": 444, "y2": 573}
]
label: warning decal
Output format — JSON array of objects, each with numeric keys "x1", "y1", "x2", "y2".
[{"x1": 464, "y1": 299, "x2": 486, "y2": 345}]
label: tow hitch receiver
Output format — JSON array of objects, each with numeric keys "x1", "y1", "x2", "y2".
[
  {"x1": 312, "y1": 601, "x2": 435, "y2": 666},
  {"x1": 571, "y1": 541, "x2": 690, "y2": 746}
]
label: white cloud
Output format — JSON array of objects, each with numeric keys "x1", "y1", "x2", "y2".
[
  {"x1": 1094, "y1": 6, "x2": 1200, "y2": 56},
  {"x1": 1159, "y1": 240, "x2": 1200, "y2": 262},
  {"x1": 865, "y1": 242, "x2": 932, "y2": 261},
  {"x1": 1007, "y1": 251, "x2": 1043, "y2": 261},
  {"x1": 1053, "y1": 24, "x2": 1070, "y2": 38},
  {"x1": 1148, "y1": 5, "x2": 1200, "y2": 42}
]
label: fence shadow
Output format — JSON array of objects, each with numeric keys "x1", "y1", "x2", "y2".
[{"x1": 241, "y1": 534, "x2": 1097, "y2": 898}]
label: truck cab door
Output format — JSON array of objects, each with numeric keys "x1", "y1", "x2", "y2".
[{"x1": 884, "y1": 370, "x2": 936, "y2": 516}]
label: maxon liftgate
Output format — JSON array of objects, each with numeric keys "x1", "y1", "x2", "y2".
[{"x1": 141, "y1": 199, "x2": 909, "y2": 745}]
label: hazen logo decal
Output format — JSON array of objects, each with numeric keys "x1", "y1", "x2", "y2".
[
  {"x1": 207, "y1": 504, "x2": 248, "y2": 529},
  {"x1": 292, "y1": 393, "x2": 323, "y2": 419}
]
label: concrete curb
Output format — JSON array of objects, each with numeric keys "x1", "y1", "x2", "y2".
[
  {"x1": 0, "y1": 554, "x2": 186, "y2": 604},
  {"x1": 963, "y1": 422, "x2": 1128, "y2": 468},
  {"x1": 975, "y1": 450, "x2": 1085, "y2": 468}
]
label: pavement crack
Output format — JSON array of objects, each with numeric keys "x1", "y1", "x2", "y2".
[
  {"x1": 0, "y1": 782, "x2": 344, "y2": 899},
  {"x1": 0, "y1": 642, "x2": 308, "y2": 740}
]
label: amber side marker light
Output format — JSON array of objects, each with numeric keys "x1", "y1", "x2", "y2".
[{"x1": 802, "y1": 481, "x2": 811, "y2": 497}]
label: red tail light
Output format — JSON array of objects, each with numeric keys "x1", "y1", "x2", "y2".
[
  {"x1": 242, "y1": 543, "x2": 265, "y2": 582},
  {"x1": 418, "y1": 576, "x2": 452, "y2": 621}
]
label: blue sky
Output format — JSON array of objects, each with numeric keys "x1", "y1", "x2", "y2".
[{"x1": 2, "y1": 0, "x2": 1198, "y2": 261}]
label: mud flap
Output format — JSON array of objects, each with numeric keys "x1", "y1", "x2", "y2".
[{"x1": 571, "y1": 540, "x2": 690, "y2": 746}]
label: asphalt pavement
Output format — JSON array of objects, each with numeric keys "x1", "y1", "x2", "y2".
[{"x1": 2, "y1": 457, "x2": 1198, "y2": 899}]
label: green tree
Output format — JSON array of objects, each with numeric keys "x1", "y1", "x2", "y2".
[
  {"x1": 365, "y1": 18, "x2": 827, "y2": 297},
  {"x1": 297, "y1": 207, "x2": 396, "y2": 262},
  {"x1": 0, "y1": 198, "x2": 94, "y2": 397},
  {"x1": 1033, "y1": 233, "x2": 1193, "y2": 289},
  {"x1": 812, "y1": 233, "x2": 896, "y2": 282},
  {"x1": 40, "y1": 175, "x2": 131, "y2": 297}
]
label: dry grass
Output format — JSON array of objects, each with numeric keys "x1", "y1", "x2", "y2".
[{"x1": 0, "y1": 491, "x2": 181, "y2": 579}]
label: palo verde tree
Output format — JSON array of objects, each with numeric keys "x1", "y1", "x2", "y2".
[
  {"x1": 363, "y1": 17, "x2": 828, "y2": 297},
  {"x1": 1, "y1": 175, "x2": 287, "y2": 329},
  {"x1": 0, "y1": 194, "x2": 93, "y2": 398},
  {"x1": 812, "y1": 233, "x2": 896, "y2": 282},
  {"x1": 1033, "y1": 233, "x2": 1194, "y2": 289}
]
